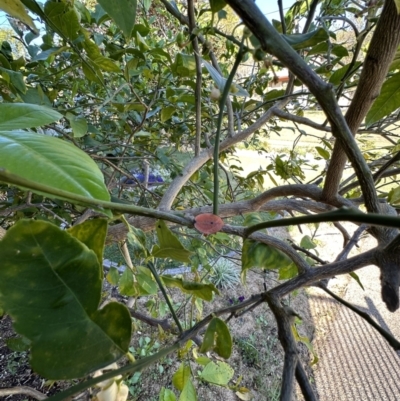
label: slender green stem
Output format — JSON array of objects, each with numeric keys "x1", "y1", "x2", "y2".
[
  {"x1": 244, "y1": 207, "x2": 400, "y2": 237},
  {"x1": 0, "y1": 169, "x2": 191, "y2": 226},
  {"x1": 320, "y1": 285, "x2": 400, "y2": 350},
  {"x1": 213, "y1": 38, "x2": 245, "y2": 215},
  {"x1": 147, "y1": 262, "x2": 183, "y2": 333}
]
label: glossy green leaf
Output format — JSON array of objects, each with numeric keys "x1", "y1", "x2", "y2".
[
  {"x1": 283, "y1": 28, "x2": 328, "y2": 50},
  {"x1": 199, "y1": 361, "x2": 234, "y2": 386},
  {"x1": 0, "y1": 104, "x2": 61, "y2": 130},
  {"x1": 67, "y1": 219, "x2": 108, "y2": 265},
  {"x1": 159, "y1": 387, "x2": 177, "y2": 401},
  {"x1": 0, "y1": 0, "x2": 37, "y2": 33},
  {"x1": 0, "y1": 220, "x2": 132, "y2": 379},
  {"x1": 179, "y1": 380, "x2": 197, "y2": 401},
  {"x1": 366, "y1": 72, "x2": 400, "y2": 127},
  {"x1": 209, "y1": 0, "x2": 226, "y2": 13},
  {"x1": 0, "y1": 131, "x2": 110, "y2": 207},
  {"x1": 66, "y1": 112, "x2": 88, "y2": 138},
  {"x1": 161, "y1": 276, "x2": 219, "y2": 301},
  {"x1": 98, "y1": 0, "x2": 137, "y2": 38},
  {"x1": 152, "y1": 220, "x2": 193, "y2": 263},
  {"x1": 199, "y1": 317, "x2": 232, "y2": 359},
  {"x1": 172, "y1": 363, "x2": 191, "y2": 391}
]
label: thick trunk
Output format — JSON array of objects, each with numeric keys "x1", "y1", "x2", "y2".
[{"x1": 322, "y1": 0, "x2": 400, "y2": 201}]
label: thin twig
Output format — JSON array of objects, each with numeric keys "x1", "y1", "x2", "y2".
[
  {"x1": 147, "y1": 262, "x2": 183, "y2": 333},
  {"x1": 0, "y1": 386, "x2": 47, "y2": 400}
]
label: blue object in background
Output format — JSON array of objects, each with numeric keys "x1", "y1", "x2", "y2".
[{"x1": 123, "y1": 171, "x2": 164, "y2": 185}]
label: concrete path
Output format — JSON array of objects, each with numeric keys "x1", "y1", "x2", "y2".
[{"x1": 309, "y1": 264, "x2": 400, "y2": 400}]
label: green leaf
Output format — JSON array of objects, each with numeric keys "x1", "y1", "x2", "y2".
[
  {"x1": 161, "y1": 106, "x2": 176, "y2": 122},
  {"x1": 152, "y1": 220, "x2": 193, "y2": 263},
  {"x1": 366, "y1": 72, "x2": 400, "y2": 127},
  {"x1": 394, "y1": 0, "x2": 400, "y2": 14},
  {"x1": 172, "y1": 363, "x2": 191, "y2": 391},
  {"x1": 0, "y1": 0, "x2": 38, "y2": 33},
  {"x1": 98, "y1": 0, "x2": 137, "y2": 38},
  {"x1": 315, "y1": 146, "x2": 330, "y2": 160},
  {"x1": 6, "y1": 336, "x2": 31, "y2": 352},
  {"x1": 0, "y1": 67, "x2": 26, "y2": 93},
  {"x1": 119, "y1": 269, "x2": 138, "y2": 296},
  {"x1": 241, "y1": 239, "x2": 293, "y2": 281},
  {"x1": 92, "y1": 56, "x2": 121, "y2": 73},
  {"x1": 161, "y1": 276, "x2": 219, "y2": 301},
  {"x1": 199, "y1": 361, "x2": 234, "y2": 386},
  {"x1": 66, "y1": 112, "x2": 88, "y2": 138},
  {"x1": 107, "y1": 266, "x2": 120, "y2": 285},
  {"x1": 179, "y1": 380, "x2": 197, "y2": 401},
  {"x1": 0, "y1": 131, "x2": 111, "y2": 208},
  {"x1": 173, "y1": 53, "x2": 196, "y2": 77},
  {"x1": 44, "y1": 2, "x2": 81, "y2": 41},
  {"x1": 137, "y1": 271, "x2": 157, "y2": 295},
  {"x1": 0, "y1": 104, "x2": 62, "y2": 130},
  {"x1": 159, "y1": 387, "x2": 177, "y2": 401},
  {"x1": 278, "y1": 263, "x2": 298, "y2": 280},
  {"x1": 199, "y1": 317, "x2": 232, "y2": 359},
  {"x1": 209, "y1": 0, "x2": 226, "y2": 13},
  {"x1": 388, "y1": 186, "x2": 400, "y2": 204},
  {"x1": 283, "y1": 28, "x2": 329, "y2": 50},
  {"x1": 126, "y1": 224, "x2": 148, "y2": 257},
  {"x1": 300, "y1": 235, "x2": 317, "y2": 250},
  {"x1": 349, "y1": 272, "x2": 365, "y2": 290},
  {"x1": 202, "y1": 59, "x2": 249, "y2": 97},
  {"x1": 292, "y1": 325, "x2": 318, "y2": 365},
  {"x1": 0, "y1": 220, "x2": 132, "y2": 379},
  {"x1": 67, "y1": 219, "x2": 108, "y2": 265},
  {"x1": 329, "y1": 62, "x2": 362, "y2": 86}
]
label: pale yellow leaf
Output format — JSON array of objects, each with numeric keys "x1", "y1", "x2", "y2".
[{"x1": 0, "y1": 0, "x2": 38, "y2": 33}]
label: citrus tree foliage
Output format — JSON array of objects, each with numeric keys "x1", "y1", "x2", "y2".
[{"x1": 1, "y1": 0, "x2": 400, "y2": 400}]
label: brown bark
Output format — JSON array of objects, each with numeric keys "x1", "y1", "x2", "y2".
[{"x1": 322, "y1": 0, "x2": 400, "y2": 201}]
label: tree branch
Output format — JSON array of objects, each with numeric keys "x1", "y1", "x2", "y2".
[
  {"x1": 318, "y1": 283, "x2": 400, "y2": 350},
  {"x1": 225, "y1": 0, "x2": 380, "y2": 216}
]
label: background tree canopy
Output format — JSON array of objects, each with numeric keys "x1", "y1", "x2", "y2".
[{"x1": 1, "y1": 0, "x2": 400, "y2": 400}]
